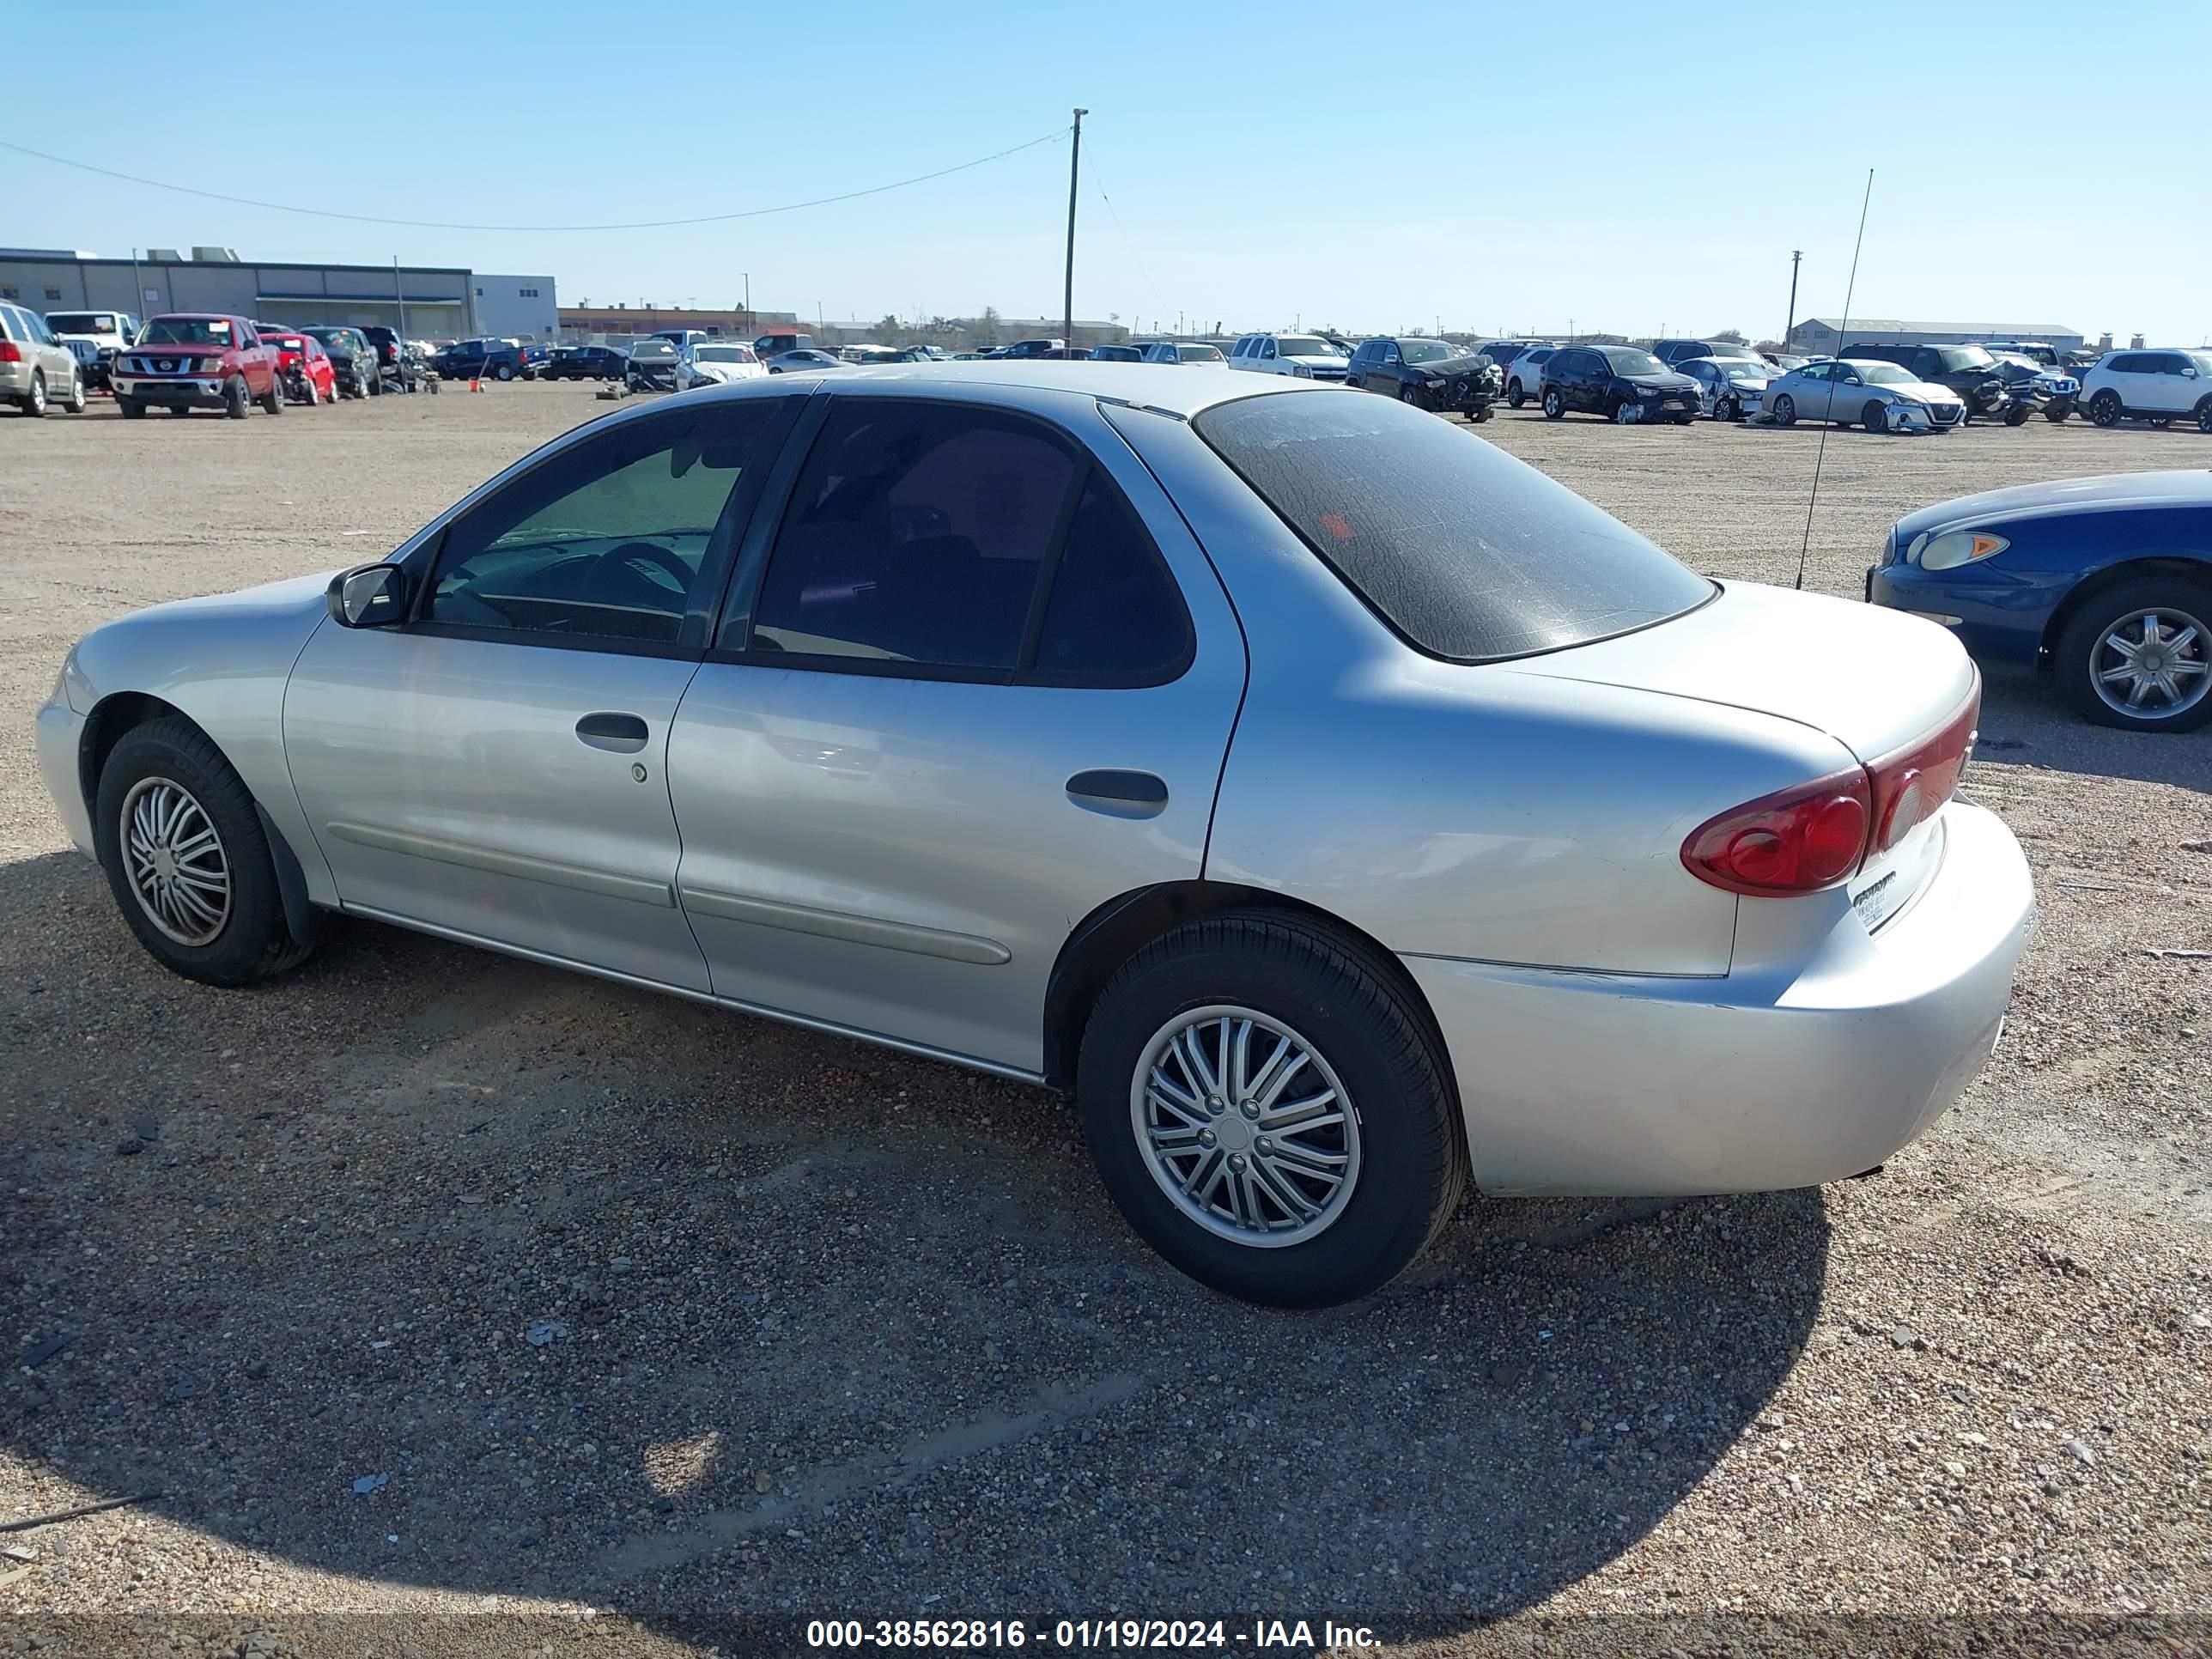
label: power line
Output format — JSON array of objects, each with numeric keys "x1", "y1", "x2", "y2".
[
  {"x1": 0, "y1": 127, "x2": 1070, "y2": 234},
  {"x1": 1091, "y1": 170, "x2": 1171, "y2": 319}
]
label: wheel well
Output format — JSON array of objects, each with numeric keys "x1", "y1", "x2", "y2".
[
  {"x1": 2039, "y1": 557, "x2": 2212, "y2": 665},
  {"x1": 1039, "y1": 881, "x2": 1454, "y2": 1103},
  {"x1": 78, "y1": 691, "x2": 189, "y2": 813}
]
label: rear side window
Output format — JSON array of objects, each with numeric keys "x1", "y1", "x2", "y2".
[
  {"x1": 1195, "y1": 392, "x2": 1715, "y2": 662},
  {"x1": 748, "y1": 401, "x2": 1077, "y2": 672},
  {"x1": 1030, "y1": 477, "x2": 1191, "y2": 684}
]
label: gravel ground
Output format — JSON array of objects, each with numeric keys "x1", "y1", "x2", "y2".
[{"x1": 1, "y1": 386, "x2": 2207, "y2": 1659}]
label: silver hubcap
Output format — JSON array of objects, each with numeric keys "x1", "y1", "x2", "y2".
[
  {"x1": 121, "y1": 777, "x2": 231, "y2": 945},
  {"x1": 2093, "y1": 607, "x2": 2209, "y2": 719},
  {"x1": 1131, "y1": 1006, "x2": 1361, "y2": 1248}
]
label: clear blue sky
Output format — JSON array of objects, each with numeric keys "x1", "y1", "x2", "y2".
[{"x1": 5, "y1": 0, "x2": 2205, "y2": 343}]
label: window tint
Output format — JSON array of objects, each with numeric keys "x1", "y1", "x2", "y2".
[
  {"x1": 2106, "y1": 354, "x2": 2145, "y2": 374},
  {"x1": 748, "y1": 400, "x2": 1077, "y2": 671},
  {"x1": 2154, "y1": 353, "x2": 2191, "y2": 374},
  {"x1": 1196, "y1": 392, "x2": 1714, "y2": 662},
  {"x1": 428, "y1": 402, "x2": 777, "y2": 646},
  {"x1": 1030, "y1": 477, "x2": 1191, "y2": 683}
]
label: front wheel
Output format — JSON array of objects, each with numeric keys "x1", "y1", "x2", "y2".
[
  {"x1": 2046, "y1": 404, "x2": 2071, "y2": 424},
  {"x1": 1771, "y1": 393, "x2": 1797, "y2": 427},
  {"x1": 118, "y1": 397, "x2": 146, "y2": 420},
  {"x1": 2088, "y1": 390, "x2": 2123, "y2": 427},
  {"x1": 93, "y1": 716, "x2": 318, "y2": 985},
  {"x1": 2197, "y1": 399, "x2": 2212, "y2": 434},
  {"x1": 1540, "y1": 387, "x2": 1564, "y2": 420},
  {"x1": 1076, "y1": 915, "x2": 1468, "y2": 1308},
  {"x1": 1505, "y1": 379, "x2": 1525, "y2": 409},
  {"x1": 2057, "y1": 580, "x2": 2212, "y2": 732},
  {"x1": 2004, "y1": 403, "x2": 2033, "y2": 426},
  {"x1": 1717, "y1": 394, "x2": 1739, "y2": 422},
  {"x1": 62, "y1": 372, "x2": 87, "y2": 414},
  {"x1": 1863, "y1": 399, "x2": 1888, "y2": 435},
  {"x1": 224, "y1": 375, "x2": 250, "y2": 418}
]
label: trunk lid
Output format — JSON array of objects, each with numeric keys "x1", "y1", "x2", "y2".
[{"x1": 1498, "y1": 579, "x2": 1975, "y2": 764}]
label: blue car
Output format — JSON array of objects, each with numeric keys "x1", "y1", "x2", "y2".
[{"x1": 1869, "y1": 471, "x2": 2211, "y2": 732}]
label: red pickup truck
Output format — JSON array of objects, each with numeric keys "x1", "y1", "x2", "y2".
[{"x1": 110, "y1": 313, "x2": 283, "y2": 420}]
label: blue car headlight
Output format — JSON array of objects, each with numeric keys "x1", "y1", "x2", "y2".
[{"x1": 1916, "y1": 531, "x2": 2010, "y2": 571}]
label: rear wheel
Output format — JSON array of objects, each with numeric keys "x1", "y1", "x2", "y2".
[
  {"x1": 118, "y1": 397, "x2": 146, "y2": 420},
  {"x1": 2150, "y1": 416, "x2": 2172, "y2": 429},
  {"x1": 2057, "y1": 579, "x2": 2212, "y2": 732},
  {"x1": 2004, "y1": 402, "x2": 2033, "y2": 426},
  {"x1": 1505, "y1": 378, "x2": 1526, "y2": 408},
  {"x1": 259, "y1": 374, "x2": 283, "y2": 415},
  {"x1": 1771, "y1": 392, "x2": 1796, "y2": 427},
  {"x1": 2088, "y1": 389, "x2": 2123, "y2": 427},
  {"x1": 21, "y1": 370, "x2": 46, "y2": 416},
  {"x1": 2045, "y1": 404, "x2": 2071, "y2": 423},
  {"x1": 1863, "y1": 399, "x2": 1888, "y2": 434},
  {"x1": 93, "y1": 716, "x2": 318, "y2": 985},
  {"x1": 167, "y1": 405, "x2": 192, "y2": 417},
  {"x1": 1076, "y1": 914, "x2": 1468, "y2": 1308},
  {"x1": 1540, "y1": 387, "x2": 1564, "y2": 420},
  {"x1": 495, "y1": 362, "x2": 515, "y2": 382}
]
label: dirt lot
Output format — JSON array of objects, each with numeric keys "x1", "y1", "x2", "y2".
[{"x1": 1, "y1": 386, "x2": 2207, "y2": 1658}]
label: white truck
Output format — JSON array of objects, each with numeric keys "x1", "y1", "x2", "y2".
[{"x1": 44, "y1": 309, "x2": 142, "y2": 389}]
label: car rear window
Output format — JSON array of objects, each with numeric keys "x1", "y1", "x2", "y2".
[{"x1": 1194, "y1": 392, "x2": 1715, "y2": 662}]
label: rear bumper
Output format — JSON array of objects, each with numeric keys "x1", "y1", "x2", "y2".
[{"x1": 1406, "y1": 799, "x2": 2034, "y2": 1196}]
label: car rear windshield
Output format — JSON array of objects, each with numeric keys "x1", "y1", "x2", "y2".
[{"x1": 1195, "y1": 392, "x2": 1715, "y2": 662}]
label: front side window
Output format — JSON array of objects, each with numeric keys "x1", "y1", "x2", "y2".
[
  {"x1": 428, "y1": 403, "x2": 779, "y2": 646},
  {"x1": 748, "y1": 401, "x2": 1077, "y2": 670},
  {"x1": 1196, "y1": 392, "x2": 1714, "y2": 663}
]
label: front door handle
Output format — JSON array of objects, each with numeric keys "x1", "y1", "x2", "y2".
[
  {"x1": 1066, "y1": 769, "x2": 1169, "y2": 819},
  {"x1": 575, "y1": 712, "x2": 649, "y2": 754}
]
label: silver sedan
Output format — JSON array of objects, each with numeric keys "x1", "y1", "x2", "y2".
[{"x1": 35, "y1": 364, "x2": 2035, "y2": 1307}]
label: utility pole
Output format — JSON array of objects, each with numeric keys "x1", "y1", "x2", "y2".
[
  {"x1": 1783, "y1": 249, "x2": 1802, "y2": 349},
  {"x1": 1062, "y1": 107, "x2": 1087, "y2": 349},
  {"x1": 392, "y1": 256, "x2": 408, "y2": 343},
  {"x1": 741, "y1": 271, "x2": 750, "y2": 336}
]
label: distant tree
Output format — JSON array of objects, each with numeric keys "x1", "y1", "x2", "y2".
[
  {"x1": 875, "y1": 313, "x2": 901, "y2": 340},
  {"x1": 1753, "y1": 338, "x2": 1784, "y2": 353},
  {"x1": 1712, "y1": 327, "x2": 1747, "y2": 345}
]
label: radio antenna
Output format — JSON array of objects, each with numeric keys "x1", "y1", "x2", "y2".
[{"x1": 1794, "y1": 168, "x2": 1875, "y2": 591}]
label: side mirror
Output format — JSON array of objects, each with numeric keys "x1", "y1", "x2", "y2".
[
  {"x1": 1844, "y1": 374, "x2": 1863, "y2": 386},
  {"x1": 327, "y1": 562, "x2": 408, "y2": 629}
]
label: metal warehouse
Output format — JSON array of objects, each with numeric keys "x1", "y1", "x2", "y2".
[
  {"x1": 0, "y1": 247, "x2": 554, "y2": 341},
  {"x1": 1788, "y1": 316, "x2": 2085, "y2": 353}
]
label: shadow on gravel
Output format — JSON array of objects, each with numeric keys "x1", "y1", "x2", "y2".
[
  {"x1": 1975, "y1": 675, "x2": 2212, "y2": 795},
  {"x1": 0, "y1": 854, "x2": 1829, "y2": 1649}
]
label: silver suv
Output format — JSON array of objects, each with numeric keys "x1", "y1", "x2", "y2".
[{"x1": 0, "y1": 301, "x2": 87, "y2": 416}]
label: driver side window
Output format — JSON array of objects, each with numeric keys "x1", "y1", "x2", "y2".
[{"x1": 427, "y1": 402, "x2": 781, "y2": 647}]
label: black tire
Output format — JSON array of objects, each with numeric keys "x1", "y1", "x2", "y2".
[
  {"x1": 259, "y1": 374, "x2": 283, "y2": 415},
  {"x1": 2054, "y1": 578, "x2": 2212, "y2": 732},
  {"x1": 2198, "y1": 399, "x2": 2212, "y2": 434},
  {"x1": 1863, "y1": 399, "x2": 1887, "y2": 435},
  {"x1": 118, "y1": 397, "x2": 146, "y2": 419},
  {"x1": 2004, "y1": 403, "x2": 2033, "y2": 426},
  {"x1": 1075, "y1": 913, "x2": 1468, "y2": 1308},
  {"x1": 1540, "y1": 387, "x2": 1564, "y2": 420},
  {"x1": 23, "y1": 370, "x2": 46, "y2": 416},
  {"x1": 62, "y1": 371, "x2": 86, "y2": 414},
  {"x1": 367, "y1": 372, "x2": 382, "y2": 396},
  {"x1": 2045, "y1": 404, "x2": 2070, "y2": 423},
  {"x1": 223, "y1": 375, "x2": 249, "y2": 419},
  {"x1": 1717, "y1": 394, "x2": 1739, "y2": 422},
  {"x1": 1468, "y1": 403, "x2": 1492, "y2": 423},
  {"x1": 1771, "y1": 392, "x2": 1796, "y2": 427},
  {"x1": 495, "y1": 362, "x2": 515, "y2": 382},
  {"x1": 1505, "y1": 378, "x2": 1526, "y2": 409},
  {"x1": 2150, "y1": 417, "x2": 2172, "y2": 429},
  {"x1": 2088, "y1": 390, "x2": 2123, "y2": 428},
  {"x1": 168, "y1": 405, "x2": 192, "y2": 417},
  {"x1": 92, "y1": 716, "x2": 318, "y2": 986}
]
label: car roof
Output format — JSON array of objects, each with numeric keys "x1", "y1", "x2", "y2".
[{"x1": 680, "y1": 361, "x2": 1326, "y2": 419}]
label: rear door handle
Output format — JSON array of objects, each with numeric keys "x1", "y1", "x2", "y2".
[
  {"x1": 1066, "y1": 769, "x2": 1168, "y2": 819},
  {"x1": 575, "y1": 712, "x2": 650, "y2": 754}
]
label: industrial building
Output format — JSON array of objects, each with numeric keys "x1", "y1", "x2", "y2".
[
  {"x1": 559, "y1": 303, "x2": 799, "y2": 343},
  {"x1": 1788, "y1": 316, "x2": 2086, "y2": 353},
  {"x1": 0, "y1": 247, "x2": 559, "y2": 341}
]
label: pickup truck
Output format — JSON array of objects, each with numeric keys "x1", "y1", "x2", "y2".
[
  {"x1": 109, "y1": 313, "x2": 283, "y2": 420},
  {"x1": 434, "y1": 337, "x2": 529, "y2": 381}
]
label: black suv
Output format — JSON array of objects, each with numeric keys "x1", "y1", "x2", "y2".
[
  {"x1": 1843, "y1": 343, "x2": 2017, "y2": 423},
  {"x1": 544, "y1": 344, "x2": 628, "y2": 380},
  {"x1": 1651, "y1": 339, "x2": 1758, "y2": 368},
  {"x1": 1539, "y1": 345, "x2": 1700, "y2": 424}
]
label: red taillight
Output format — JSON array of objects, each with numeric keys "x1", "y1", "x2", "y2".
[
  {"x1": 1681, "y1": 679, "x2": 1980, "y2": 899},
  {"x1": 0, "y1": 341, "x2": 20, "y2": 363},
  {"x1": 1867, "y1": 685, "x2": 1978, "y2": 855},
  {"x1": 1681, "y1": 769, "x2": 1873, "y2": 896}
]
